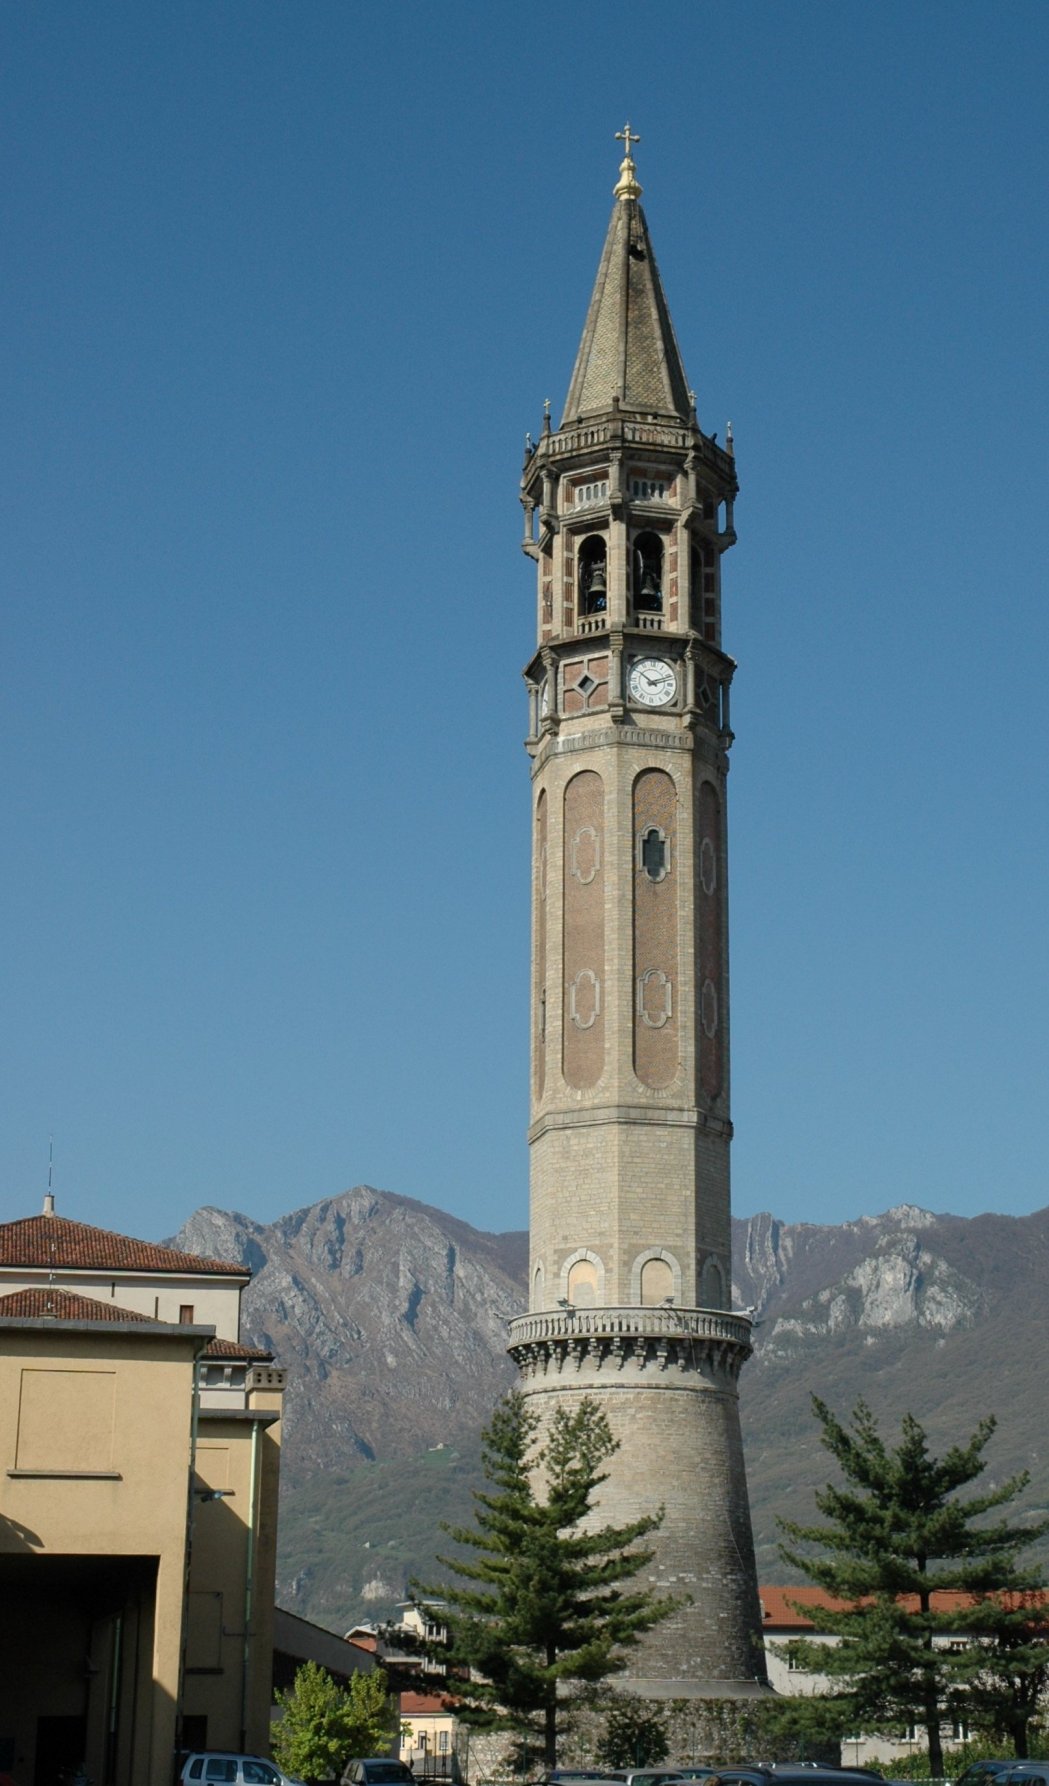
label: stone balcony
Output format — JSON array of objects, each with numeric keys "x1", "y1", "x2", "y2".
[{"x1": 507, "y1": 1304, "x2": 753, "y2": 1383}]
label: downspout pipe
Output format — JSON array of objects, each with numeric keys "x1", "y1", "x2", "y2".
[{"x1": 240, "y1": 1413, "x2": 261, "y2": 1751}]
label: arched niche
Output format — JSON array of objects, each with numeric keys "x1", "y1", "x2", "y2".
[
  {"x1": 532, "y1": 1261, "x2": 545, "y2": 1311},
  {"x1": 700, "y1": 1255, "x2": 727, "y2": 1310},
  {"x1": 630, "y1": 1247, "x2": 683, "y2": 1306},
  {"x1": 561, "y1": 1247, "x2": 605, "y2": 1309}
]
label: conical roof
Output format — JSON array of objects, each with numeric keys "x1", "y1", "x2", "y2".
[{"x1": 561, "y1": 189, "x2": 692, "y2": 426}]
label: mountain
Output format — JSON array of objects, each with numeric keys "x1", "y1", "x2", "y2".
[
  {"x1": 172, "y1": 1191, "x2": 1049, "y2": 1634},
  {"x1": 174, "y1": 1189, "x2": 524, "y2": 1479}
]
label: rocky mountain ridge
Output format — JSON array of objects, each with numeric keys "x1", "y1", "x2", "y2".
[{"x1": 172, "y1": 1190, "x2": 1049, "y2": 1630}]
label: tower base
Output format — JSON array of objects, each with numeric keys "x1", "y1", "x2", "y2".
[{"x1": 508, "y1": 1306, "x2": 768, "y2": 1696}]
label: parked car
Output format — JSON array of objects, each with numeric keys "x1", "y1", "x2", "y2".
[
  {"x1": 536, "y1": 1774, "x2": 622, "y2": 1786},
  {"x1": 341, "y1": 1763, "x2": 416, "y2": 1786},
  {"x1": 180, "y1": 1756, "x2": 305, "y2": 1786},
  {"x1": 953, "y1": 1767, "x2": 1015, "y2": 1786},
  {"x1": 996, "y1": 1770, "x2": 1049, "y2": 1786},
  {"x1": 714, "y1": 1771, "x2": 882, "y2": 1786},
  {"x1": 610, "y1": 1772, "x2": 685, "y2": 1786}
]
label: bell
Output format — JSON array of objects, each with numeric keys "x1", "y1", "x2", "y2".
[
  {"x1": 640, "y1": 567, "x2": 660, "y2": 602},
  {"x1": 585, "y1": 563, "x2": 607, "y2": 612}
]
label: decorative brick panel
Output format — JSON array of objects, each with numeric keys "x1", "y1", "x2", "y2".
[
  {"x1": 534, "y1": 791, "x2": 547, "y2": 1099},
  {"x1": 633, "y1": 769, "x2": 679, "y2": 1088},
  {"x1": 697, "y1": 779, "x2": 723, "y2": 1100},
  {"x1": 562, "y1": 770, "x2": 605, "y2": 1089}
]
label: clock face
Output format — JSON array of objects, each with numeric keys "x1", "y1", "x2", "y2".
[{"x1": 628, "y1": 657, "x2": 676, "y2": 707}]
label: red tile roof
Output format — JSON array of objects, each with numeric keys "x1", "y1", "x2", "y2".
[
  {"x1": 760, "y1": 1585, "x2": 1047, "y2": 1628},
  {"x1": 399, "y1": 1691, "x2": 458, "y2": 1715},
  {"x1": 0, "y1": 1214, "x2": 246, "y2": 1277},
  {"x1": 0, "y1": 1287, "x2": 271, "y2": 1361},
  {"x1": 0, "y1": 1287, "x2": 156, "y2": 1324},
  {"x1": 203, "y1": 1336, "x2": 273, "y2": 1361}
]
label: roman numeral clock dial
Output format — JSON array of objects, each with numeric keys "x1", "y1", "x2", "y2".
[{"x1": 627, "y1": 656, "x2": 676, "y2": 707}]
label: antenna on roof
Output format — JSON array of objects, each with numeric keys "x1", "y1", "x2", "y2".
[{"x1": 43, "y1": 1135, "x2": 56, "y2": 1218}]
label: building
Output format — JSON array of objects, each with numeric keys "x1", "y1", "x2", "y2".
[
  {"x1": 0, "y1": 1199, "x2": 286, "y2": 1785},
  {"x1": 398, "y1": 1692, "x2": 460, "y2": 1781},
  {"x1": 761, "y1": 1586, "x2": 1007, "y2": 1765},
  {"x1": 507, "y1": 130, "x2": 766, "y2": 1697},
  {"x1": 272, "y1": 1608, "x2": 377, "y2": 1695}
]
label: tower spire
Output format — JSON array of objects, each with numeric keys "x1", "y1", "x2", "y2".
[{"x1": 561, "y1": 127, "x2": 691, "y2": 426}]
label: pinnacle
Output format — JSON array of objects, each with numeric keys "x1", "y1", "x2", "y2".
[{"x1": 561, "y1": 194, "x2": 692, "y2": 426}]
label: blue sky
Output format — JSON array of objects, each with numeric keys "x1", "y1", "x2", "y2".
[{"x1": 3, "y1": 1, "x2": 1047, "y2": 1243}]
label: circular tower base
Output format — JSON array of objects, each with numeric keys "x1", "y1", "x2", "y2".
[{"x1": 508, "y1": 1305, "x2": 769, "y2": 1696}]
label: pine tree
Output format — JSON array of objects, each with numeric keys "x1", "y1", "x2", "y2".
[
  {"x1": 416, "y1": 1390, "x2": 677, "y2": 1769},
  {"x1": 779, "y1": 1399, "x2": 1048, "y2": 1775},
  {"x1": 946, "y1": 1589, "x2": 1049, "y2": 1757},
  {"x1": 272, "y1": 1661, "x2": 395, "y2": 1784}
]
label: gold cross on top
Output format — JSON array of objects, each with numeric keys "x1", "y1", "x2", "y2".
[{"x1": 615, "y1": 122, "x2": 641, "y2": 160}]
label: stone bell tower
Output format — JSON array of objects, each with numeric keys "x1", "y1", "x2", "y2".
[{"x1": 507, "y1": 130, "x2": 767, "y2": 1698}]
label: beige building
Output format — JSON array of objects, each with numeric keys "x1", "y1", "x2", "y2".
[
  {"x1": 508, "y1": 131, "x2": 765, "y2": 1697},
  {"x1": 761, "y1": 1586, "x2": 981, "y2": 1765},
  {"x1": 0, "y1": 1202, "x2": 286, "y2": 1786}
]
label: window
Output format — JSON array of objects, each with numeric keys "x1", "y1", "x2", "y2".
[
  {"x1": 567, "y1": 1258, "x2": 599, "y2": 1307},
  {"x1": 439, "y1": 1733, "x2": 450, "y2": 1754},
  {"x1": 179, "y1": 1304, "x2": 195, "y2": 1325},
  {"x1": 575, "y1": 478, "x2": 608, "y2": 507},
  {"x1": 204, "y1": 1765, "x2": 237, "y2": 1783},
  {"x1": 578, "y1": 534, "x2": 608, "y2": 615},
  {"x1": 631, "y1": 478, "x2": 667, "y2": 500},
  {"x1": 952, "y1": 1721, "x2": 971, "y2": 1742},
  {"x1": 633, "y1": 532, "x2": 663, "y2": 612},
  {"x1": 639, "y1": 825, "x2": 668, "y2": 881},
  {"x1": 639, "y1": 1256, "x2": 674, "y2": 1306}
]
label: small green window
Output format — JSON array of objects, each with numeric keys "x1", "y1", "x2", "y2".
[{"x1": 640, "y1": 827, "x2": 668, "y2": 881}]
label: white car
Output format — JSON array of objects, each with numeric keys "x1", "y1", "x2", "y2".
[{"x1": 180, "y1": 1755, "x2": 305, "y2": 1786}]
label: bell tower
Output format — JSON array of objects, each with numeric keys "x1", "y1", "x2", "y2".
[{"x1": 508, "y1": 131, "x2": 767, "y2": 1697}]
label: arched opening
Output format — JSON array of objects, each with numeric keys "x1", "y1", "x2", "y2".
[
  {"x1": 533, "y1": 1262, "x2": 545, "y2": 1310},
  {"x1": 640, "y1": 1256, "x2": 675, "y2": 1306},
  {"x1": 578, "y1": 534, "x2": 608, "y2": 615},
  {"x1": 630, "y1": 1247, "x2": 682, "y2": 1305},
  {"x1": 567, "y1": 1258, "x2": 598, "y2": 1308},
  {"x1": 701, "y1": 1256, "x2": 726, "y2": 1310},
  {"x1": 633, "y1": 532, "x2": 663, "y2": 613}
]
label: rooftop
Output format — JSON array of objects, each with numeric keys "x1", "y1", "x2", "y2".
[
  {"x1": 0, "y1": 1286, "x2": 155, "y2": 1324},
  {"x1": 0, "y1": 1211, "x2": 246, "y2": 1278},
  {"x1": 760, "y1": 1584, "x2": 1048, "y2": 1628}
]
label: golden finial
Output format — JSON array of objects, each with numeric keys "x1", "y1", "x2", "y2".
[{"x1": 613, "y1": 122, "x2": 643, "y2": 202}]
